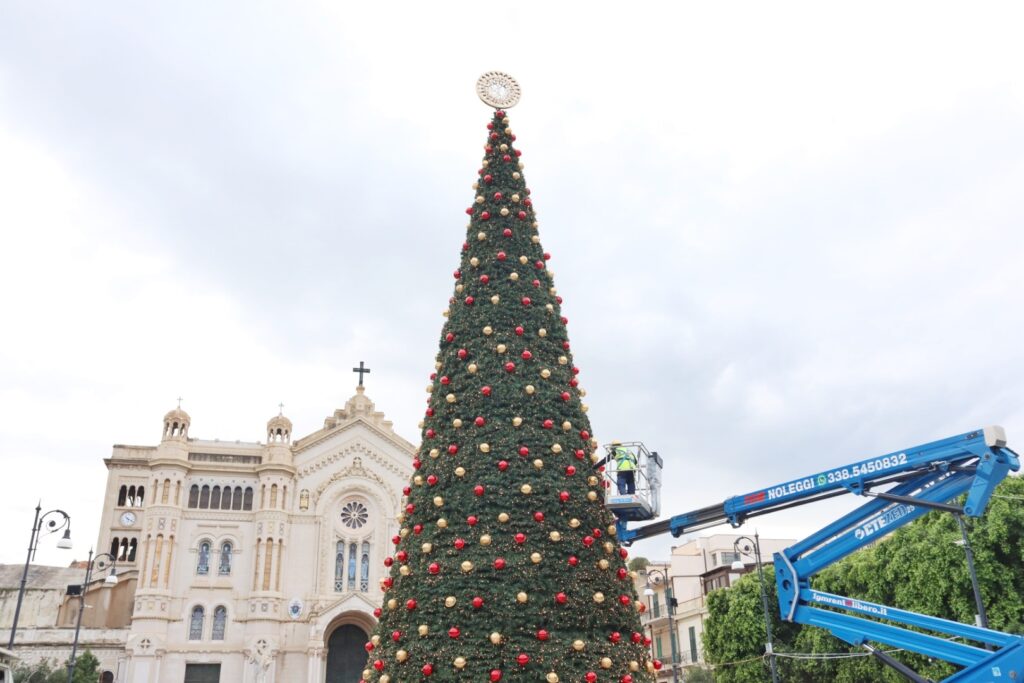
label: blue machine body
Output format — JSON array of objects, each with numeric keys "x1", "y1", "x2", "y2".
[{"x1": 615, "y1": 427, "x2": 1022, "y2": 682}]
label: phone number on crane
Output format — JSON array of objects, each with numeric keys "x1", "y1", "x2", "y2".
[{"x1": 822, "y1": 453, "x2": 908, "y2": 484}]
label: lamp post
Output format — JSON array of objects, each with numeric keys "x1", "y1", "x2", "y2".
[
  {"x1": 732, "y1": 533, "x2": 780, "y2": 683},
  {"x1": 642, "y1": 567, "x2": 679, "y2": 683},
  {"x1": 7, "y1": 502, "x2": 73, "y2": 650},
  {"x1": 66, "y1": 549, "x2": 118, "y2": 683}
]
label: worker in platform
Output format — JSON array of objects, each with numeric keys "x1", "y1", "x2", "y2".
[{"x1": 612, "y1": 440, "x2": 638, "y2": 494}]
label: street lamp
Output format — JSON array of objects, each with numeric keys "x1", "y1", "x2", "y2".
[
  {"x1": 642, "y1": 567, "x2": 679, "y2": 683},
  {"x1": 732, "y1": 533, "x2": 780, "y2": 683},
  {"x1": 7, "y1": 502, "x2": 73, "y2": 650},
  {"x1": 66, "y1": 549, "x2": 118, "y2": 683}
]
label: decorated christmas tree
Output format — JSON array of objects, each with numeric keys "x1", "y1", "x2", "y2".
[{"x1": 361, "y1": 74, "x2": 658, "y2": 683}]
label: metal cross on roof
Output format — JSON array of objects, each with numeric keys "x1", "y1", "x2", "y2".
[
  {"x1": 353, "y1": 361, "x2": 371, "y2": 387},
  {"x1": 177, "y1": 396, "x2": 183, "y2": 409}
]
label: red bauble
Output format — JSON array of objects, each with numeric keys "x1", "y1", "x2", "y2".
[
  {"x1": 619, "y1": 594, "x2": 631, "y2": 606},
  {"x1": 480, "y1": 212, "x2": 490, "y2": 221},
  {"x1": 412, "y1": 458, "x2": 421, "y2": 470},
  {"x1": 543, "y1": 251, "x2": 551, "y2": 260},
  {"x1": 413, "y1": 524, "x2": 423, "y2": 534},
  {"x1": 517, "y1": 210, "x2": 527, "y2": 220},
  {"x1": 565, "y1": 465, "x2": 576, "y2": 476},
  {"x1": 494, "y1": 557, "x2": 506, "y2": 570},
  {"x1": 568, "y1": 556, "x2": 579, "y2": 567},
  {"x1": 503, "y1": 228, "x2": 513, "y2": 237},
  {"x1": 428, "y1": 563, "x2": 440, "y2": 575},
  {"x1": 373, "y1": 659, "x2": 384, "y2": 671},
  {"x1": 497, "y1": 251, "x2": 507, "y2": 261},
  {"x1": 572, "y1": 366, "x2": 580, "y2": 375},
  {"x1": 515, "y1": 326, "x2": 524, "y2": 336},
  {"x1": 445, "y1": 332, "x2": 455, "y2": 342},
  {"x1": 518, "y1": 445, "x2": 530, "y2": 457},
  {"x1": 515, "y1": 533, "x2": 527, "y2": 544},
  {"x1": 559, "y1": 491, "x2": 570, "y2": 502},
  {"x1": 474, "y1": 485, "x2": 485, "y2": 497},
  {"x1": 406, "y1": 599, "x2": 417, "y2": 610},
  {"x1": 504, "y1": 362, "x2": 516, "y2": 372},
  {"x1": 619, "y1": 548, "x2": 629, "y2": 559},
  {"x1": 644, "y1": 637, "x2": 652, "y2": 647},
  {"x1": 481, "y1": 386, "x2": 492, "y2": 396},
  {"x1": 457, "y1": 348, "x2": 468, "y2": 360},
  {"x1": 484, "y1": 174, "x2": 493, "y2": 184},
  {"x1": 521, "y1": 297, "x2": 532, "y2": 306},
  {"x1": 373, "y1": 607, "x2": 382, "y2": 617},
  {"x1": 365, "y1": 642, "x2": 375, "y2": 652},
  {"x1": 422, "y1": 664, "x2": 434, "y2": 676},
  {"x1": 496, "y1": 110, "x2": 505, "y2": 118},
  {"x1": 454, "y1": 538, "x2": 466, "y2": 550},
  {"x1": 563, "y1": 341, "x2": 571, "y2": 350},
  {"x1": 621, "y1": 677, "x2": 633, "y2": 683},
  {"x1": 570, "y1": 378, "x2": 578, "y2": 387},
  {"x1": 560, "y1": 392, "x2": 571, "y2": 401},
  {"x1": 631, "y1": 632, "x2": 642, "y2": 643},
  {"x1": 383, "y1": 557, "x2": 393, "y2": 567},
  {"x1": 543, "y1": 419, "x2": 554, "y2": 429},
  {"x1": 472, "y1": 596, "x2": 484, "y2": 609},
  {"x1": 609, "y1": 632, "x2": 622, "y2": 643},
  {"x1": 480, "y1": 274, "x2": 490, "y2": 284},
  {"x1": 575, "y1": 449, "x2": 585, "y2": 460},
  {"x1": 391, "y1": 536, "x2": 400, "y2": 546},
  {"x1": 392, "y1": 630, "x2": 402, "y2": 642},
  {"x1": 382, "y1": 577, "x2": 393, "y2": 588},
  {"x1": 453, "y1": 270, "x2": 462, "y2": 279},
  {"x1": 425, "y1": 428, "x2": 436, "y2": 438},
  {"x1": 464, "y1": 296, "x2": 475, "y2": 306},
  {"x1": 448, "y1": 444, "x2": 459, "y2": 454},
  {"x1": 586, "y1": 673, "x2": 598, "y2": 683},
  {"x1": 498, "y1": 460, "x2": 509, "y2": 471},
  {"x1": 535, "y1": 260, "x2": 544, "y2": 270},
  {"x1": 396, "y1": 550, "x2": 408, "y2": 562},
  {"x1": 475, "y1": 416, "x2": 485, "y2": 426},
  {"x1": 521, "y1": 349, "x2": 533, "y2": 360},
  {"x1": 533, "y1": 511, "x2": 545, "y2": 522},
  {"x1": 503, "y1": 154, "x2": 512, "y2": 162},
  {"x1": 580, "y1": 430, "x2": 591, "y2": 440},
  {"x1": 465, "y1": 207, "x2": 475, "y2": 215},
  {"x1": 517, "y1": 654, "x2": 530, "y2": 666},
  {"x1": 487, "y1": 122, "x2": 494, "y2": 130},
  {"x1": 536, "y1": 629, "x2": 549, "y2": 641},
  {"x1": 427, "y1": 474, "x2": 438, "y2": 486},
  {"x1": 653, "y1": 660, "x2": 663, "y2": 670},
  {"x1": 425, "y1": 407, "x2": 434, "y2": 416},
  {"x1": 467, "y1": 515, "x2": 478, "y2": 526},
  {"x1": 491, "y1": 670, "x2": 503, "y2": 682},
  {"x1": 440, "y1": 376, "x2": 450, "y2": 385},
  {"x1": 618, "y1": 568, "x2": 629, "y2": 580},
  {"x1": 555, "y1": 592, "x2": 568, "y2": 604},
  {"x1": 448, "y1": 627, "x2": 460, "y2": 639},
  {"x1": 493, "y1": 192, "x2": 502, "y2": 200},
  {"x1": 583, "y1": 536, "x2": 595, "y2": 547},
  {"x1": 532, "y1": 279, "x2": 541, "y2": 288}
]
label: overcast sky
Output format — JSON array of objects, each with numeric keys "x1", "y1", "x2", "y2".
[{"x1": 1, "y1": 2, "x2": 1022, "y2": 568}]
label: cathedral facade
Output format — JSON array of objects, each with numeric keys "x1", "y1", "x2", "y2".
[{"x1": 93, "y1": 386, "x2": 413, "y2": 682}]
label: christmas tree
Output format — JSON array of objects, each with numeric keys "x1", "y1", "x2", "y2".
[{"x1": 361, "y1": 76, "x2": 658, "y2": 683}]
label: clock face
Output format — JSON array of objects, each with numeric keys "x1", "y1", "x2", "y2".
[{"x1": 120, "y1": 511, "x2": 137, "y2": 527}]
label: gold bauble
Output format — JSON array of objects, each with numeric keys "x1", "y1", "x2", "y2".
[
  {"x1": 558, "y1": 355, "x2": 568, "y2": 365},
  {"x1": 525, "y1": 385, "x2": 536, "y2": 395},
  {"x1": 549, "y1": 531, "x2": 562, "y2": 542},
  {"x1": 588, "y1": 476, "x2": 599, "y2": 486},
  {"x1": 629, "y1": 661, "x2": 640, "y2": 672},
  {"x1": 551, "y1": 444, "x2": 563, "y2": 454},
  {"x1": 396, "y1": 649, "x2": 408, "y2": 662},
  {"x1": 572, "y1": 640, "x2": 585, "y2": 651},
  {"x1": 421, "y1": 542, "x2": 432, "y2": 553},
  {"x1": 372, "y1": 635, "x2": 381, "y2": 646},
  {"x1": 433, "y1": 496, "x2": 444, "y2": 507},
  {"x1": 598, "y1": 559, "x2": 610, "y2": 570},
  {"x1": 512, "y1": 172, "x2": 521, "y2": 179},
  {"x1": 454, "y1": 466, "x2": 466, "y2": 477},
  {"x1": 490, "y1": 295, "x2": 500, "y2": 304},
  {"x1": 580, "y1": 389, "x2": 587, "y2": 397},
  {"x1": 520, "y1": 484, "x2": 533, "y2": 494},
  {"x1": 461, "y1": 560, "x2": 474, "y2": 572},
  {"x1": 454, "y1": 657, "x2": 467, "y2": 669},
  {"x1": 363, "y1": 670, "x2": 372, "y2": 681},
  {"x1": 455, "y1": 284, "x2": 464, "y2": 294},
  {"x1": 477, "y1": 231, "x2": 487, "y2": 241},
  {"x1": 600, "y1": 657, "x2": 612, "y2": 669},
  {"x1": 593, "y1": 592, "x2": 605, "y2": 603},
  {"x1": 498, "y1": 512, "x2": 510, "y2": 523},
  {"x1": 414, "y1": 475, "x2": 423, "y2": 486},
  {"x1": 475, "y1": 195, "x2": 485, "y2": 204},
  {"x1": 546, "y1": 303, "x2": 554, "y2": 313},
  {"x1": 582, "y1": 404, "x2": 589, "y2": 413},
  {"x1": 483, "y1": 325, "x2": 493, "y2": 335},
  {"x1": 540, "y1": 368, "x2": 551, "y2": 379},
  {"x1": 418, "y1": 624, "x2": 429, "y2": 636},
  {"x1": 400, "y1": 565, "x2": 411, "y2": 576},
  {"x1": 516, "y1": 592, "x2": 528, "y2": 603},
  {"x1": 608, "y1": 525, "x2": 617, "y2": 536},
  {"x1": 587, "y1": 491, "x2": 599, "y2": 501},
  {"x1": 604, "y1": 542, "x2": 615, "y2": 554},
  {"x1": 445, "y1": 393, "x2": 456, "y2": 403},
  {"x1": 426, "y1": 385, "x2": 434, "y2": 393},
  {"x1": 472, "y1": 182, "x2": 479, "y2": 189},
  {"x1": 646, "y1": 662, "x2": 656, "y2": 673},
  {"x1": 500, "y1": 207, "x2": 510, "y2": 216},
  {"x1": 387, "y1": 598, "x2": 397, "y2": 610},
  {"x1": 538, "y1": 327, "x2": 547, "y2": 337},
  {"x1": 512, "y1": 416, "x2": 523, "y2": 426},
  {"x1": 453, "y1": 418, "x2": 463, "y2": 428},
  {"x1": 468, "y1": 363, "x2": 478, "y2": 374},
  {"x1": 499, "y1": 143, "x2": 509, "y2": 152},
  {"x1": 445, "y1": 596, "x2": 457, "y2": 608},
  {"x1": 437, "y1": 518, "x2": 448, "y2": 529},
  {"x1": 569, "y1": 518, "x2": 581, "y2": 528},
  {"x1": 496, "y1": 343, "x2": 507, "y2": 354},
  {"x1": 546, "y1": 673, "x2": 559, "y2": 683},
  {"x1": 480, "y1": 534, "x2": 492, "y2": 545},
  {"x1": 519, "y1": 255, "x2": 529, "y2": 265},
  {"x1": 399, "y1": 528, "x2": 410, "y2": 538},
  {"x1": 479, "y1": 443, "x2": 491, "y2": 453},
  {"x1": 470, "y1": 256, "x2": 480, "y2": 267},
  {"x1": 429, "y1": 448, "x2": 440, "y2": 458},
  {"x1": 490, "y1": 632, "x2": 503, "y2": 645},
  {"x1": 510, "y1": 272, "x2": 520, "y2": 281},
  {"x1": 417, "y1": 419, "x2": 424, "y2": 429},
  {"x1": 561, "y1": 422, "x2": 572, "y2": 432},
  {"x1": 511, "y1": 194, "x2": 520, "y2": 202},
  {"x1": 533, "y1": 458, "x2": 544, "y2": 469},
  {"x1": 531, "y1": 552, "x2": 542, "y2": 563},
  {"x1": 380, "y1": 676, "x2": 390, "y2": 683}
]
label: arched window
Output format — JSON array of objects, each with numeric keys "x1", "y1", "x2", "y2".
[
  {"x1": 188, "y1": 606, "x2": 204, "y2": 640},
  {"x1": 128, "y1": 538, "x2": 138, "y2": 562},
  {"x1": 197, "y1": 542, "x2": 211, "y2": 575},
  {"x1": 117, "y1": 486, "x2": 127, "y2": 507},
  {"x1": 199, "y1": 485, "x2": 210, "y2": 509},
  {"x1": 211, "y1": 606, "x2": 227, "y2": 640},
  {"x1": 334, "y1": 541, "x2": 344, "y2": 592},
  {"x1": 188, "y1": 485, "x2": 199, "y2": 508},
  {"x1": 270, "y1": 484, "x2": 278, "y2": 508},
  {"x1": 175, "y1": 481, "x2": 181, "y2": 505},
  {"x1": 161, "y1": 479, "x2": 170, "y2": 504},
  {"x1": 232, "y1": 486, "x2": 243, "y2": 510},
  {"x1": 282, "y1": 486, "x2": 288, "y2": 510},
  {"x1": 110, "y1": 537, "x2": 120, "y2": 558},
  {"x1": 221, "y1": 486, "x2": 233, "y2": 510},
  {"x1": 360, "y1": 541, "x2": 370, "y2": 592},
  {"x1": 120, "y1": 538, "x2": 129, "y2": 561},
  {"x1": 347, "y1": 542, "x2": 357, "y2": 592},
  {"x1": 127, "y1": 486, "x2": 136, "y2": 506},
  {"x1": 242, "y1": 487, "x2": 254, "y2": 511},
  {"x1": 210, "y1": 486, "x2": 221, "y2": 510},
  {"x1": 219, "y1": 542, "x2": 232, "y2": 575},
  {"x1": 136, "y1": 486, "x2": 145, "y2": 505}
]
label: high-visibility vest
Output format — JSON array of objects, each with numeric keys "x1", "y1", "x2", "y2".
[{"x1": 614, "y1": 447, "x2": 637, "y2": 471}]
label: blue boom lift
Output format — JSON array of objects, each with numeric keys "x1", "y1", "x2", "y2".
[{"x1": 608, "y1": 426, "x2": 1023, "y2": 682}]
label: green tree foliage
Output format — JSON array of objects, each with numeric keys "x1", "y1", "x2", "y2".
[
  {"x1": 628, "y1": 557, "x2": 650, "y2": 572},
  {"x1": 13, "y1": 650, "x2": 100, "y2": 683},
  {"x1": 360, "y1": 110, "x2": 653, "y2": 683},
  {"x1": 704, "y1": 476, "x2": 1024, "y2": 682}
]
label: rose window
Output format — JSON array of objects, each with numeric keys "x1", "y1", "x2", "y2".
[{"x1": 340, "y1": 501, "x2": 369, "y2": 529}]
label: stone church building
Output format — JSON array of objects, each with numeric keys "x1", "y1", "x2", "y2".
[{"x1": 2, "y1": 386, "x2": 414, "y2": 683}]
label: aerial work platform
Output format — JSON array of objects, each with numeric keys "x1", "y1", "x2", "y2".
[{"x1": 600, "y1": 441, "x2": 662, "y2": 521}]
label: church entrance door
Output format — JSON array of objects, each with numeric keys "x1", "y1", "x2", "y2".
[{"x1": 326, "y1": 624, "x2": 367, "y2": 683}]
